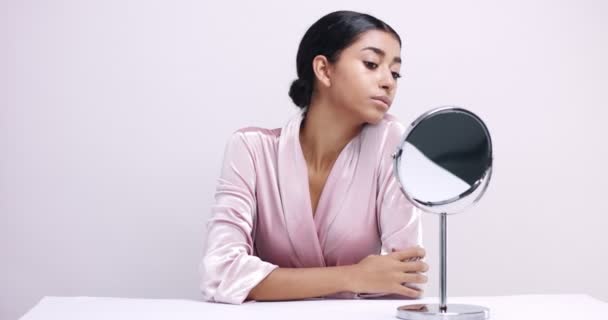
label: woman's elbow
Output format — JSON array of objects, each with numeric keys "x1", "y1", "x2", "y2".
[
  {"x1": 199, "y1": 256, "x2": 250, "y2": 305},
  {"x1": 200, "y1": 274, "x2": 248, "y2": 304}
]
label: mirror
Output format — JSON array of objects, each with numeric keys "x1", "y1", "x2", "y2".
[{"x1": 393, "y1": 107, "x2": 493, "y2": 320}]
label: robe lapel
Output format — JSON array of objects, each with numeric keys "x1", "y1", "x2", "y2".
[
  {"x1": 313, "y1": 128, "x2": 362, "y2": 250},
  {"x1": 277, "y1": 112, "x2": 326, "y2": 267}
]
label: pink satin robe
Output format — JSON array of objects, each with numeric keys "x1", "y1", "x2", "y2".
[{"x1": 199, "y1": 112, "x2": 423, "y2": 304}]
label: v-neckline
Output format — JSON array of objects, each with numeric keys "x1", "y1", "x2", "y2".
[
  {"x1": 295, "y1": 119, "x2": 360, "y2": 224},
  {"x1": 306, "y1": 158, "x2": 337, "y2": 219},
  {"x1": 276, "y1": 111, "x2": 365, "y2": 268}
]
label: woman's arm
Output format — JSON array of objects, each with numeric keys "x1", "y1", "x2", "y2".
[
  {"x1": 248, "y1": 249, "x2": 427, "y2": 301},
  {"x1": 377, "y1": 120, "x2": 423, "y2": 253},
  {"x1": 200, "y1": 132, "x2": 278, "y2": 304},
  {"x1": 248, "y1": 266, "x2": 354, "y2": 301}
]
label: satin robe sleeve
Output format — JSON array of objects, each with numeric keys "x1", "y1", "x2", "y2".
[
  {"x1": 377, "y1": 120, "x2": 423, "y2": 253},
  {"x1": 366, "y1": 120, "x2": 426, "y2": 298},
  {"x1": 199, "y1": 132, "x2": 279, "y2": 304}
]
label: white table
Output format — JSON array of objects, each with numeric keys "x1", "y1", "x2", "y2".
[{"x1": 21, "y1": 294, "x2": 608, "y2": 320}]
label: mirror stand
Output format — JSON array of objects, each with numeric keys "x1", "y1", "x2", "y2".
[{"x1": 397, "y1": 212, "x2": 489, "y2": 320}]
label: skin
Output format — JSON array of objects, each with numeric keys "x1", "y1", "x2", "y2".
[{"x1": 248, "y1": 30, "x2": 428, "y2": 302}]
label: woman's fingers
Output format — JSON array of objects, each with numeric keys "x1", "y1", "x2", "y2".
[
  {"x1": 399, "y1": 260, "x2": 429, "y2": 273},
  {"x1": 391, "y1": 283, "x2": 424, "y2": 298},
  {"x1": 400, "y1": 271, "x2": 428, "y2": 284},
  {"x1": 389, "y1": 246, "x2": 426, "y2": 261}
]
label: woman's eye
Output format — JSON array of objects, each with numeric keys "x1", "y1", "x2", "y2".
[
  {"x1": 365, "y1": 61, "x2": 401, "y2": 80},
  {"x1": 363, "y1": 61, "x2": 378, "y2": 69}
]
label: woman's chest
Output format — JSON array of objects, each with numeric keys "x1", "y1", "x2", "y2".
[{"x1": 253, "y1": 181, "x2": 382, "y2": 267}]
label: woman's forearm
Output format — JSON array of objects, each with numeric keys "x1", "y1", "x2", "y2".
[{"x1": 247, "y1": 266, "x2": 356, "y2": 301}]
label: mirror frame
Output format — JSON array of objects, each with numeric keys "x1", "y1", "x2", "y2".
[{"x1": 392, "y1": 106, "x2": 494, "y2": 215}]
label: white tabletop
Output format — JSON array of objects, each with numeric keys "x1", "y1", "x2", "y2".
[{"x1": 21, "y1": 294, "x2": 608, "y2": 320}]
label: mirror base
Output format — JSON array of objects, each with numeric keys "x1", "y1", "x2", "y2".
[{"x1": 396, "y1": 304, "x2": 489, "y2": 320}]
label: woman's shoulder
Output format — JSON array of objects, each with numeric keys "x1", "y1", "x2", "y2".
[
  {"x1": 379, "y1": 113, "x2": 406, "y2": 132},
  {"x1": 234, "y1": 126, "x2": 282, "y2": 139},
  {"x1": 363, "y1": 113, "x2": 407, "y2": 148},
  {"x1": 224, "y1": 126, "x2": 282, "y2": 156},
  {"x1": 361, "y1": 114, "x2": 408, "y2": 176}
]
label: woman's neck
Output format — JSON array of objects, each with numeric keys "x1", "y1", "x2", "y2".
[{"x1": 299, "y1": 100, "x2": 363, "y2": 171}]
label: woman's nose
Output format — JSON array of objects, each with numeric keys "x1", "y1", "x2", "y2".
[{"x1": 379, "y1": 71, "x2": 395, "y2": 92}]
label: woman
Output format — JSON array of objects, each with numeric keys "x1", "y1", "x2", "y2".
[{"x1": 200, "y1": 10, "x2": 428, "y2": 304}]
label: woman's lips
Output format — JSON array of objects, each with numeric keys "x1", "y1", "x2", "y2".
[{"x1": 371, "y1": 97, "x2": 390, "y2": 109}]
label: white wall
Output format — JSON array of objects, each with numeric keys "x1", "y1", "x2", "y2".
[{"x1": 2, "y1": 1, "x2": 607, "y2": 319}]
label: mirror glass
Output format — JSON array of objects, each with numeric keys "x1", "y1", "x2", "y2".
[{"x1": 393, "y1": 107, "x2": 493, "y2": 214}]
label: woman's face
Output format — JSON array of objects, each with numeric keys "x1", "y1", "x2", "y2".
[{"x1": 324, "y1": 30, "x2": 402, "y2": 125}]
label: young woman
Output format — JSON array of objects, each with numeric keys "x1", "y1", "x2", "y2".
[{"x1": 200, "y1": 10, "x2": 428, "y2": 304}]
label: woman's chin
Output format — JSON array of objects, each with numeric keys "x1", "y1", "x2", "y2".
[{"x1": 363, "y1": 110, "x2": 387, "y2": 125}]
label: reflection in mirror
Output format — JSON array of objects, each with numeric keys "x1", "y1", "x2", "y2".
[
  {"x1": 394, "y1": 109, "x2": 492, "y2": 213},
  {"x1": 399, "y1": 141, "x2": 471, "y2": 203}
]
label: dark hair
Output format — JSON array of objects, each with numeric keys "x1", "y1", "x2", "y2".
[{"x1": 288, "y1": 11, "x2": 402, "y2": 109}]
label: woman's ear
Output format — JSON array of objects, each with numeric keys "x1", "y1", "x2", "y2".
[{"x1": 312, "y1": 55, "x2": 332, "y2": 88}]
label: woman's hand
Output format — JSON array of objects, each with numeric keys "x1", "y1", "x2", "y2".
[{"x1": 347, "y1": 246, "x2": 428, "y2": 297}]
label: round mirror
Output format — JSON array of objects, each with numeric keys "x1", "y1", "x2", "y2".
[
  {"x1": 393, "y1": 106, "x2": 493, "y2": 320},
  {"x1": 393, "y1": 107, "x2": 493, "y2": 215}
]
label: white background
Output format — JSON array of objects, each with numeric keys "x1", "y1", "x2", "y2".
[{"x1": 2, "y1": 1, "x2": 607, "y2": 319}]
